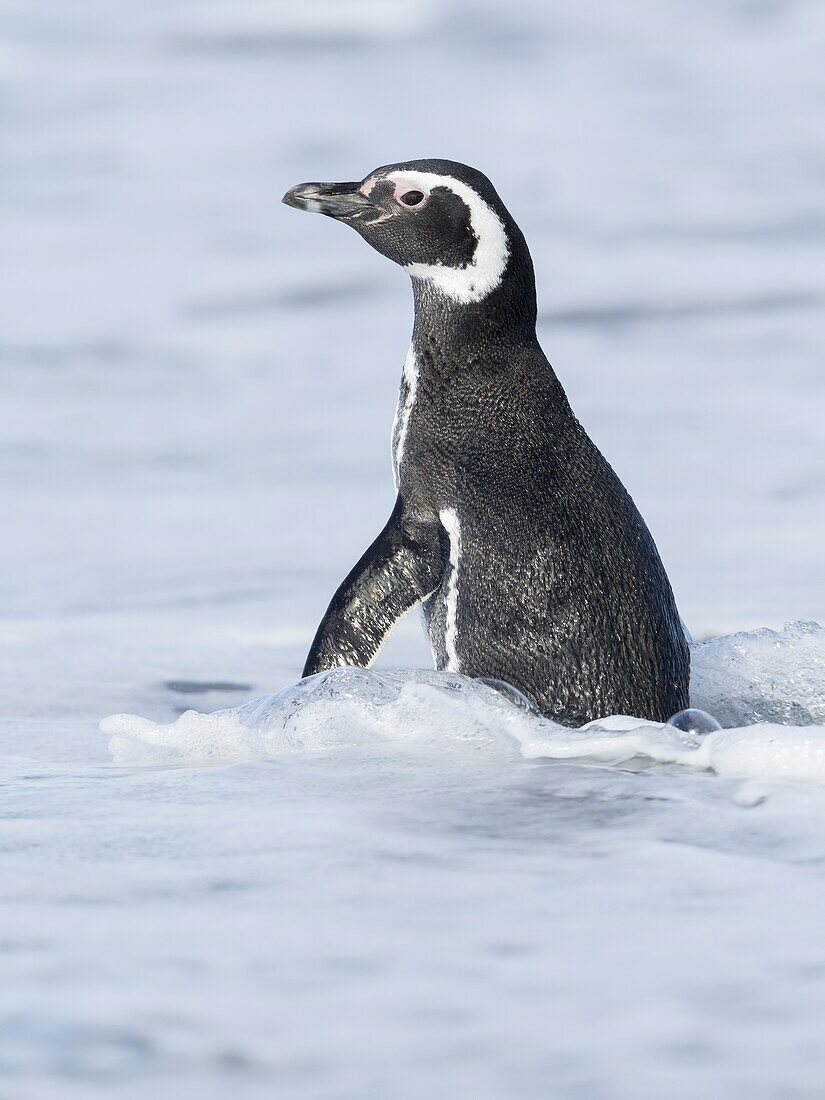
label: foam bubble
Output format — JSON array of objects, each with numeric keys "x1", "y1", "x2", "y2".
[{"x1": 667, "y1": 708, "x2": 723, "y2": 736}]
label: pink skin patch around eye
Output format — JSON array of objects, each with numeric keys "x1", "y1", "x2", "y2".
[
  {"x1": 359, "y1": 175, "x2": 429, "y2": 203},
  {"x1": 390, "y1": 177, "x2": 429, "y2": 203}
]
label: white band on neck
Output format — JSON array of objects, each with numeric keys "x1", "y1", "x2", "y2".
[{"x1": 385, "y1": 170, "x2": 510, "y2": 305}]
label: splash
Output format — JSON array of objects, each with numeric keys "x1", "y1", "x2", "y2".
[{"x1": 102, "y1": 622, "x2": 825, "y2": 783}]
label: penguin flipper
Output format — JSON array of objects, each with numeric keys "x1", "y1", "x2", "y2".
[{"x1": 302, "y1": 496, "x2": 446, "y2": 676}]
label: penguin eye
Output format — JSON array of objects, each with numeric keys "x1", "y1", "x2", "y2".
[{"x1": 399, "y1": 190, "x2": 425, "y2": 208}]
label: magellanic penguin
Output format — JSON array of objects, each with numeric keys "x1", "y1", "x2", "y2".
[{"x1": 283, "y1": 160, "x2": 690, "y2": 725}]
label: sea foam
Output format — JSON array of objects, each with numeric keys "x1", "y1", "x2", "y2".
[{"x1": 102, "y1": 621, "x2": 825, "y2": 783}]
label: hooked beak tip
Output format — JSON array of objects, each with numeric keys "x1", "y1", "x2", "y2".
[
  {"x1": 282, "y1": 180, "x2": 375, "y2": 219},
  {"x1": 282, "y1": 184, "x2": 320, "y2": 211}
]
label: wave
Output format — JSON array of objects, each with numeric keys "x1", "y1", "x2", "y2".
[{"x1": 102, "y1": 621, "x2": 825, "y2": 784}]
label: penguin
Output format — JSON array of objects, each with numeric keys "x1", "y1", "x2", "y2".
[{"x1": 283, "y1": 160, "x2": 689, "y2": 725}]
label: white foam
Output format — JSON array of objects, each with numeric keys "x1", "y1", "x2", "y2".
[
  {"x1": 690, "y1": 620, "x2": 825, "y2": 727},
  {"x1": 520, "y1": 621, "x2": 825, "y2": 782},
  {"x1": 104, "y1": 621, "x2": 825, "y2": 785},
  {"x1": 515, "y1": 714, "x2": 825, "y2": 783},
  {"x1": 103, "y1": 668, "x2": 529, "y2": 766}
]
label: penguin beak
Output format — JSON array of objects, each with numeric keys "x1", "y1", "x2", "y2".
[{"x1": 282, "y1": 181, "x2": 376, "y2": 220}]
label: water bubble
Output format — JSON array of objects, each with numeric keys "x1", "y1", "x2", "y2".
[
  {"x1": 667, "y1": 707, "x2": 723, "y2": 736},
  {"x1": 475, "y1": 677, "x2": 541, "y2": 716}
]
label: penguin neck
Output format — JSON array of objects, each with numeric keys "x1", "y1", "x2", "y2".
[{"x1": 409, "y1": 250, "x2": 538, "y2": 361}]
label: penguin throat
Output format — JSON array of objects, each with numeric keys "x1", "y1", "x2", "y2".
[
  {"x1": 385, "y1": 171, "x2": 511, "y2": 305},
  {"x1": 410, "y1": 268, "x2": 538, "y2": 354}
]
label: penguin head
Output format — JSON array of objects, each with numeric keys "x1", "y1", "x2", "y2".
[{"x1": 283, "y1": 159, "x2": 529, "y2": 308}]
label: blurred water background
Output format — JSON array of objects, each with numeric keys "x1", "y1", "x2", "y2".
[{"x1": 2, "y1": 2, "x2": 825, "y2": 1097}]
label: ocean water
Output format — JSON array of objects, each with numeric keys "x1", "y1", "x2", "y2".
[{"x1": 2, "y1": 1, "x2": 825, "y2": 1097}]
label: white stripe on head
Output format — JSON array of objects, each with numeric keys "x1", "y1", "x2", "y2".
[
  {"x1": 439, "y1": 507, "x2": 462, "y2": 672},
  {"x1": 385, "y1": 171, "x2": 510, "y2": 304}
]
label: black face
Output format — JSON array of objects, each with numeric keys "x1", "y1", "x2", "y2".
[{"x1": 282, "y1": 159, "x2": 497, "y2": 271}]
